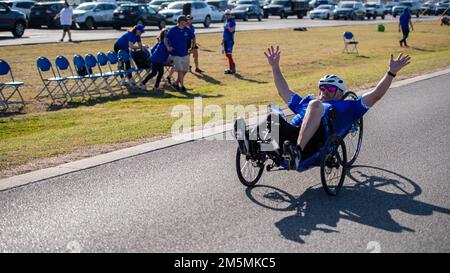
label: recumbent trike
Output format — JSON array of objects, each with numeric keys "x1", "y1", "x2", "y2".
[{"x1": 233, "y1": 91, "x2": 363, "y2": 196}]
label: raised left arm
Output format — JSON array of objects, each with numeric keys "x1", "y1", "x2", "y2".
[{"x1": 362, "y1": 53, "x2": 411, "y2": 108}]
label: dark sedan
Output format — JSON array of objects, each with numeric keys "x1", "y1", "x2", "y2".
[
  {"x1": 231, "y1": 4, "x2": 263, "y2": 21},
  {"x1": 0, "y1": 2, "x2": 27, "y2": 38},
  {"x1": 112, "y1": 4, "x2": 167, "y2": 30},
  {"x1": 29, "y1": 1, "x2": 65, "y2": 28}
]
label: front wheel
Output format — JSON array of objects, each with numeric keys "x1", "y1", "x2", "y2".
[
  {"x1": 320, "y1": 134, "x2": 347, "y2": 196},
  {"x1": 236, "y1": 148, "x2": 264, "y2": 187},
  {"x1": 84, "y1": 17, "x2": 95, "y2": 30},
  {"x1": 12, "y1": 21, "x2": 26, "y2": 38},
  {"x1": 158, "y1": 20, "x2": 166, "y2": 30},
  {"x1": 203, "y1": 15, "x2": 211, "y2": 27},
  {"x1": 342, "y1": 91, "x2": 363, "y2": 166}
]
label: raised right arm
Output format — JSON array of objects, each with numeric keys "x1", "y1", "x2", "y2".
[{"x1": 264, "y1": 45, "x2": 295, "y2": 104}]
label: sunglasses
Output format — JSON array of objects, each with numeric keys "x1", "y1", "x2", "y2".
[{"x1": 319, "y1": 85, "x2": 338, "y2": 93}]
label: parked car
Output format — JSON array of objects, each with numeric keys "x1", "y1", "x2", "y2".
[
  {"x1": 207, "y1": 0, "x2": 229, "y2": 11},
  {"x1": 231, "y1": 4, "x2": 263, "y2": 20},
  {"x1": 308, "y1": 0, "x2": 334, "y2": 9},
  {"x1": 309, "y1": 4, "x2": 334, "y2": 19},
  {"x1": 0, "y1": 0, "x2": 35, "y2": 20},
  {"x1": 158, "y1": 1, "x2": 213, "y2": 27},
  {"x1": 263, "y1": 0, "x2": 309, "y2": 19},
  {"x1": 0, "y1": 1, "x2": 27, "y2": 37},
  {"x1": 434, "y1": 1, "x2": 450, "y2": 15},
  {"x1": 112, "y1": 3, "x2": 167, "y2": 30},
  {"x1": 333, "y1": 1, "x2": 366, "y2": 20},
  {"x1": 364, "y1": 2, "x2": 386, "y2": 19},
  {"x1": 392, "y1": 1, "x2": 422, "y2": 18},
  {"x1": 208, "y1": 4, "x2": 225, "y2": 21},
  {"x1": 236, "y1": 0, "x2": 260, "y2": 6},
  {"x1": 28, "y1": 1, "x2": 64, "y2": 28},
  {"x1": 421, "y1": 2, "x2": 436, "y2": 15},
  {"x1": 73, "y1": 2, "x2": 117, "y2": 29},
  {"x1": 149, "y1": 0, "x2": 175, "y2": 11}
]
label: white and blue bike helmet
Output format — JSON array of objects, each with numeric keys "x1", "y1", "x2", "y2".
[{"x1": 318, "y1": 74, "x2": 347, "y2": 92}]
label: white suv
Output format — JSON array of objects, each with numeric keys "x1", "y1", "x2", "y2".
[
  {"x1": 0, "y1": 0, "x2": 35, "y2": 20},
  {"x1": 159, "y1": 1, "x2": 213, "y2": 27},
  {"x1": 73, "y1": 2, "x2": 118, "y2": 29}
]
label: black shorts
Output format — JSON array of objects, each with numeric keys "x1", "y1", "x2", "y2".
[
  {"x1": 62, "y1": 25, "x2": 71, "y2": 31},
  {"x1": 272, "y1": 113, "x2": 325, "y2": 159}
]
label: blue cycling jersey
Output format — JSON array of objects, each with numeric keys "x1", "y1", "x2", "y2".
[{"x1": 288, "y1": 93, "x2": 369, "y2": 135}]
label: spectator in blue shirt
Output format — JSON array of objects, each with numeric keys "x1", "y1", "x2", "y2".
[
  {"x1": 113, "y1": 24, "x2": 145, "y2": 83},
  {"x1": 257, "y1": 45, "x2": 411, "y2": 169},
  {"x1": 139, "y1": 28, "x2": 170, "y2": 92},
  {"x1": 399, "y1": 8, "x2": 413, "y2": 47},
  {"x1": 164, "y1": 15, "x2": 195, "y2": 92},
  {"x1": 186, "y1": 15, "x2": 204, "y2": 73},
  {"x1": 222, "y1": 9, "x2": 236, "y2": 74}
]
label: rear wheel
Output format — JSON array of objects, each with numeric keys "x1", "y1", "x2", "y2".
[
  {"x1": 12, "y1": 21, "x2": 26, "y2": 38},
  {"x1": 280, "y1": 11, "x2": 285, "y2": 19},
  {"x1": 243, "y1": 14, "x2": 248, "y2": 21},
  {"x1": 236, "y1": 148, "x2": 264, "y2": 187},
  {"x1": 258, "y1": 14, "x2": 262, "y2": 21},
  {"x1": 342, "y1": 91, "x2": 363, "y2": 166},
  {"x1": 320, "y1": 134, "x2": 347, "y2": 196}
]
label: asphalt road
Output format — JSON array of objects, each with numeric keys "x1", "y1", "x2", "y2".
[
  {"x1": 0, "y1": 15, "x2": 438, "y2": 47},
  {"x1": 0, "y1": 74, "x2": 449, "y2": 253}
]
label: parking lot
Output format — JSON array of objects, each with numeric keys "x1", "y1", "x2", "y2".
[{"x1": 0, "y1": 14, "x2": 439, "y2": 46}]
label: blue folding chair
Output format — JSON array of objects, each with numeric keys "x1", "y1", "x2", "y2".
[
  {"x1": 117, "y1": 50, "x2": 143, "y2": 83},
  {"x1": 97, "y1": 52, "x2": 125, "y2": 94},
  {"x1": 84, "y1": 53, "x2": 114, "y2": 96},
  {"x1": 35, "y1": 56, "x2": 70, "y2": 104},
  {"x1": 0, "y1": 59, "x2": 25, "y2": 112},
  {"x1": 55, "y1": 55, "x2": 87, "y2": 100},
  {"x1": 343, "y1": 31, "x2": 359, "y2": 54},
  {"x1": 73, "y1": 54, "x2": 102, "y2": 98}
]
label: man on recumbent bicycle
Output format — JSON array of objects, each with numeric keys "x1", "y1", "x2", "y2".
[{"x1": 235, "y1": 46, "x2": 411, "y2": 170}]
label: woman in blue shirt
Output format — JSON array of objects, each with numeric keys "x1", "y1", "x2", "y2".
[
  {"x1": 139, "y1": 29, "x2": 169, "y2": 91},
  {"x1": 113, "y1": 24, "x2": 145, "y2": 82}
]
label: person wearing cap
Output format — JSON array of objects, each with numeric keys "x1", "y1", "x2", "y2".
[
  {"x1": 113, "y1": 24, "x2": 146, "y2": 84},
  {"x1": 222, "y1": 9, "x2": 236, "y2": 74},
  {"x1": 186, "y1": 15, "x2": 204, "y2": 73},
  {"x1": 164, "y1": 15, "x2": 196, "y2": 92}
]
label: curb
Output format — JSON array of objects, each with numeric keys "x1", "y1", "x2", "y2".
[{"x1": 1, "y1": 68, "x2": 449, "y2": 191}]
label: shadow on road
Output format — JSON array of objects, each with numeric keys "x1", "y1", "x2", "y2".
[{"x1": 245, "y1": 165, "x2": 450, "y2": 244}]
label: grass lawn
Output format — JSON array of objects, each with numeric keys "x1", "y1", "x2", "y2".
[{"x1": 1, "y1": 20, "x2": 449, "y2": 175}]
